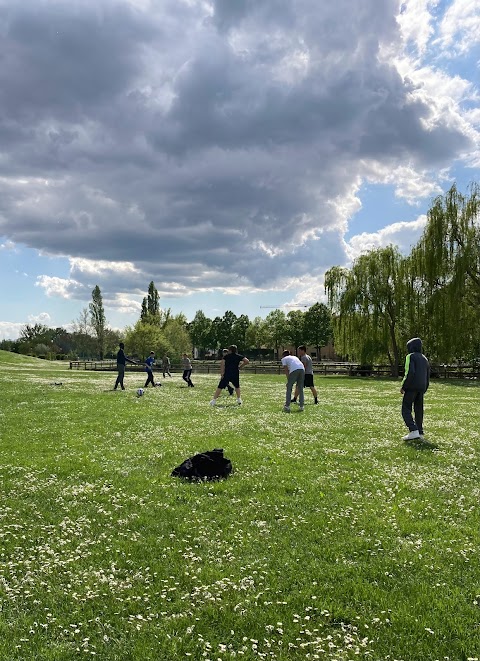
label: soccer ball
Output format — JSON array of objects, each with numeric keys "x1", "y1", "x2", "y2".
[{"x1": 136, "y1": 388, "x2": 144, "y2": 397}]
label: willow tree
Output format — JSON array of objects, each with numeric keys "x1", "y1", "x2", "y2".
[
  {"x1": 325, "y1": 246, "x2": 411, "y2": 376},
  {"x1": 412, "y1": 183, "x2": 480, "y2": 361}
]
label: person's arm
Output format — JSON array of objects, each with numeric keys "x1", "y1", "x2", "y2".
[
  {"x1": 400, "y1": 354, "x2": 414, "y2": 393},
  {"x1": 220, "y1": 359, "x2": 225, "y2": 377},
  {"x1": 239, "y1": 357, "x2": 249, "y2": 368}
]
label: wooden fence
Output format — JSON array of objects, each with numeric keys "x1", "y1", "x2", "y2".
[{"x1": 69, "y1": 360, "x2": 480, "y2": 379}]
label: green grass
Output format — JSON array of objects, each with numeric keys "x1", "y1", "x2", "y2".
[{"x1": 0, "y1": 350, "x2": 479, "y2": 661}]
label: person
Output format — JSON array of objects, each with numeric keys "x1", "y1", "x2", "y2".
[
  {"x1": 400, "y1": 337, "x2": 430, "y2": 440},
  {"x1": 114, "y1": 342, "x2": 136, "y2": 390},
  {"x1": 210, "y1": 345, "x2": 249, "y2": 406},
  {"x1": 221, "y1": 348, "x2": 234, "y2": 396},
  {"x1": 281, "y1": 350, "x2": 305, "y2": 412},
  {"x1": 162, "y1": 354, "x2": 172, "y2": 378},
  {"x1": 144, "y1": 351, "x2": 157, "y2": 388},
  {"x1": 182, "y1": 353, "x2": 194, "y2": 387},
  {"x1": 291, "y1": 345, "x2": 318, "y2": 405}
]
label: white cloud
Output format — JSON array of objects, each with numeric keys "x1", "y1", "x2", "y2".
[
  {"x1": 35, "y1": 276, "x2": 83, "y2": 299},
  {"x1": 0, "y1": 321, "x2": 24, "y2": 341},
  {"x1": 437, "y1": 0, "x2": 480, "y2": 55},
  {"x1": 346, "y1": 215, "x2": 427, "y2": 260},
  {"x1": 397, "y1": 0, "x2": 439, "y2": 56},
  {"x1": 27, "y1": 312, "x2": 51, "y2": 325}
]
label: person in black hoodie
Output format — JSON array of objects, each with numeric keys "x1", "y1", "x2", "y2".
[
  {"x1": 400, "y1": 337, "x2": 430, "y2": 440},
  {"x1": 114, "y1": 342, "x2": 136, "y2": 390}
]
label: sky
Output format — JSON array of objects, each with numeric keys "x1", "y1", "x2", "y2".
[{"x1": 0, "y1": 0, "x2": 479, "y2": 340}]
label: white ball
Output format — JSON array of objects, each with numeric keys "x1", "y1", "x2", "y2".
[{"x1": 136, "y1": 388, "x2": 144, "y2": 397}]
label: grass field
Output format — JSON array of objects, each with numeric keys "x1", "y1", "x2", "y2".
[{"x1": 0, "y1": 350, "x2": 479, "y2": 661}]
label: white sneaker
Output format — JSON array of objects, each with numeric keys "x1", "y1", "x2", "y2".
[
  {"x1": 209, "y1": 399, "x2": 216, "y2": 406},
  {"x1": 283, "y1": 405, "x2": 290, "y2": 413},
  {"x1": 237, "y1": 398, "x2": 242, "y2": 405},
  {"x1": 402, "y1": 430, "x2": 420, "y2": 441}
]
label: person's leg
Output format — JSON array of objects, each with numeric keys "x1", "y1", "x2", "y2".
[
  {"x1": 402, "y1": 391, "x2": 418, "y2": 431},
  {"x1": 297, "y1": 371, "x2": 305, "y2": 408},
  {"x1": 413, "y1": 391, "x2": 424, "y2": 435},
  {"x1": 285, "y1": 370, "x2": 297, "y2": 409},
  {"x1": 292, "y1": 386, "x2": 298, "y2": 403},
  {"x1": 182, "y1": 370, "x2": 188, "y2": 384},
  {"x1": 187, "y1": 369, "x2": 194, "y2": 386},
  {"x1": 144, "y1": 371, "x2": 154, "y2": 387},
  {"x1": 115, "y1": 365, "x2": 125, "y2": 389},
  {"x1": 311, "y1": 386, "x2": 318, "y2": 403}
]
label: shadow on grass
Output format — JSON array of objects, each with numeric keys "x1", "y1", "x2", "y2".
[{"x1": 404, "y1": 437, "x2": 439, "y2": 451}]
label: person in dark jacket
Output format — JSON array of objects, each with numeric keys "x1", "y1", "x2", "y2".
[
  {"x1": 400, "y1": 337, "x2": 430, "y2": 440},
  {"x1": 114, "y1": 342, "x2": 136, "y2": 390}
]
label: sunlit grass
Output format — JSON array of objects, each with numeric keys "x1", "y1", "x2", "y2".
[{"x1": 0, "y1": 351, "x2": 479, "y2": 660}]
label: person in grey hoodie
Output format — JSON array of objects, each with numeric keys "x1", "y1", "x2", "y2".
[{"x1": 400, "y1": 337, "x2": 430, "y2": 440}]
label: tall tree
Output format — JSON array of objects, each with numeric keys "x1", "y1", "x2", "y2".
[
  {"x1": 302, "y1": 303, "x2": 333, "y2": 360},
  {"x1": 263, "y1": 310, "x2": 287, "y2": 356},
  {"x1": 89, "y1": 285, "x2": 107, "y2": 359},
  {"x1": 285, "y1": 310, "x2": 305, "y2": 353},
  {"x1": 246, "y1": 317, "x2": 267, "y2": 352},
  {"x1": 411, "y1": 182, "x2": 480, "y2": 361},
  {"x1": 124, "y1": 321, "x2": 172, "y2": 361},
  {"x1": 141, "y1": 281, "x2": 161, "y2": 325},
  {"x1": 188, "y1": 310, "x2": 212, "y2": 357},
  {"x1": 232, "y1": 314, "x2": 250, "y2": 352},
  {"x1": 325, "y1": 248, "x2": 405, "y2": 374}
]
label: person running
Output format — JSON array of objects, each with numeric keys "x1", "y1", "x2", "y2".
[
  {"x1": 292, "y1": 345, "x2": 318, "y2": 405},
  {"x1": 210, "y1": 345, "x2": 249, "y2": 406},
  {"x1": 144, "y1": 351, "x2": 157, "y2": 388},
  {"x1": 182, "y1": 353, "x2": 194, "y2": 387},
  {"x1": 114, "y1": 342, "x2": 136, "y2": 390},
  {"x1": 400, "y1": 337, "x2": 430, "y2": 440},
  {"x1": 162, "y1": 354, "x2": 172, "y2": 378},
  {"x1": 281, "y1": 350, "x2": 305, "y2": 412}
]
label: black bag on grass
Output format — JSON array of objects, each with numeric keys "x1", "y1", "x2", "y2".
[{"x1": 171, "y1": 448, "x2": 232, "y2": 481}]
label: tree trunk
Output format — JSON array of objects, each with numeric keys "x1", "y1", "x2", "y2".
[{"x1": 388, "y1": 324, "x2": 399, "y2": 377}]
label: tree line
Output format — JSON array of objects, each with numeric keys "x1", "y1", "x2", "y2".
[
  {"x1": 0, "y1": 279, "x2": 333, "y2": 362},
  {"x1": 325, "y1": 182, "x2": 480, "y2": 375}
]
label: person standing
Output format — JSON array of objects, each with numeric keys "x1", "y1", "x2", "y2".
[
  {"x1": 292, "y1": 345, "x2": 318, "y2": 405},
  {"x1": 210, "y1": 345, "x2": 249, "y2": 406},
  {"x1": 400, "y1": 337, "x2": 430, "y2": 440},
  {"x1": 221, "y1": 348, "x2": 234, "y2": 396},
  {"x1": 162, "y1": 354, "x2": 172, "y2": 378},
  {"x1": 114, "y1": 342, "x2": 136, "y2": 390},
  {"x1": 182, "y1": 353, "x2": 194, "y2": 387},
  {"x1": 281, "y1": 350, "x2": 305, "y2": 412},
  {"x1": 144, "y1": 351, "x2": 157, "y2": 388}
]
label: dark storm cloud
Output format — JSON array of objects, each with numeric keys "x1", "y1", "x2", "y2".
[{"x1": 0, "y1": 0, "x2": 475, "y2": 298}]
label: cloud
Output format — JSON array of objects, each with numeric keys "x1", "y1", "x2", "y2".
[
  {"x1": 27, "y1": 312, "x2": 51, "y2": 325},
  {"x1": 346, "y1": 215, "x2": 427, "y2": 260},
  {"x1": 0, "y1": 0, "x2": 477, "y2": 301},
  {"x1": 0, "y1": 321, "x2": 25, "y2": 341},
  {"x1": 437, "y1": 0, "x2": 480, "y2": 55}
]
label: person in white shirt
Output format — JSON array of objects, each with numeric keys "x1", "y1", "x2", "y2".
[{"x1": 281, "y1": 350, "x2": 305, "y2": 412}]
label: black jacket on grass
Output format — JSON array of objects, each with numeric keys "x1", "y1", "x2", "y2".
[{"x1": 401, "y1": 337, "x2": 430, "y2": 393}]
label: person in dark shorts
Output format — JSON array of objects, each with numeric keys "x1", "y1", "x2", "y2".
[
  {"x1": 221, "y1": 349, "x2": 234, "y2": 396},
  {"x1": 182, "y1": 353, "x2": 194, "y2": 387},
  {"x1": 292, "y1": 345, "x2": 318, "y2": 404},
  {"x1": 144, "y1": 351, "x2": 157, "y2": 388},
  {"x1": 114, "y1": 342, "x2": 136, "y2": 390},
  {"x1": 210, "y1": 345, "x2": 249, "y2": 406}
]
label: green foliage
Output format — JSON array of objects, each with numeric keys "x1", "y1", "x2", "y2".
[
  {"x1": 124, "y1": 321, "x2": 172, "y2": 361},
  {"x1": 325, "y1": 248, "x2": 406, "y2": 374},
  {"x1": 303, "y1": 303, "x2": 333, "y2": 358},
  {"x1": 163, "y1": 316, "x2": 192, "y2": 358},
  {"x1": 89, "y1": 285, "x2": 107, "y2": 359},
  {"x1": 263, "y1": 309, "x2": 287, "y2": 353},
  {"x1": 188, "y1": 310, "x2": 212, "y2": 357},
  {"x1": 285, "y1": 310, "x2": 305, "y2": 351}
]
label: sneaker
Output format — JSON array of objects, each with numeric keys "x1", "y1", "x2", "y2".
[
  {"x1": 237, "y1": 398, "x2": 242, "y2": 405},
  {"x1": 402, "y1": 430, "x2": 420, "y2": 441},
  {"x1": 298, "y1": 406, "x2": 304, "y2": 412},
  {"x1": 209, "y1": 399, "x2": 216, "y2": 406},
  {"x1": 283, "y1": 405, "x2": 290, "y2": 413}
]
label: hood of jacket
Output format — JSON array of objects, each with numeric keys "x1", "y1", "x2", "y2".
[{"x1": 407, "y1": 337, "x2": 423, "y2": 353}]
